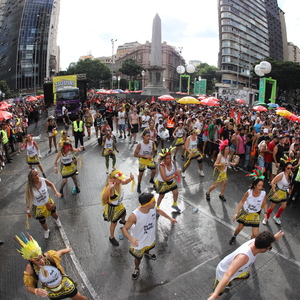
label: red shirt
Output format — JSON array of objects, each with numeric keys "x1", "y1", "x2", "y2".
[{"x1": 265, "y1": 141, "x2": 276, "y2": 163}]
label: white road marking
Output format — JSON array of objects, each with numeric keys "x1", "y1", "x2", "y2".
[{"x1": 58, "y1": 225, "x2": 101, "y2": 300}]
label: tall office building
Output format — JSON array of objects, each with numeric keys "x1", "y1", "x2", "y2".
[
  {"x1": 217, "y1": 0, "x2": 287, "y2": 101},
  {"x1": 0, "y1": 0, "x2": 60, "y2": 93}
]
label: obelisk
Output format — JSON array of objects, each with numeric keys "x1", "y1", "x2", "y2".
[{"x1": 142, "y1": 14, "x2": 169, "y2": 96}]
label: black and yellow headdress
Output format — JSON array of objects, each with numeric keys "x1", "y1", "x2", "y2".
[
  {"x1": 159, "y1": 146, "x2": 176, "y2": 158},
  {"x1": 280, "y1": 154, "x2": 297, "y2": 164},
  {"x1": 13, "y1": 232, "x2": 42, "y2": 260}
]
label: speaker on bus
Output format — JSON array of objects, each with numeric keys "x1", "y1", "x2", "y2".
[
  {"x1": 43, "y1": 83, "x2": 53, "y2": 106},
  {"x1": 77, "y1": 80, "x2": 87, "y2": 102}
]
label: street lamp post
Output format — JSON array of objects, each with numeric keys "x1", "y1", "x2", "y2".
[
  {"x1": 141, "y1": 70, "x2": 145, "y2": 90},
  {"x1": 117, "y1": 76, "x2": 121, "y2": 89},
  {"x1": 111, "y1": 38, "x2": 117, "y2": 89},
  {"x1": 34, "y1": 39, "x2": 40, "y2": 95}
]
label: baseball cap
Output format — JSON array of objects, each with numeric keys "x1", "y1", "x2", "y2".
[{"x1": 263, "y1": 128, "x2": 268, "y2": 133}]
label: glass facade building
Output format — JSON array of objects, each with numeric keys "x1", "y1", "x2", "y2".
[
  {"x1": 217, "y1": 0, "x2": 285, "y2": 90},
  {"x1": 0, "y1": 0, "x2": 60, "y2": 92}
]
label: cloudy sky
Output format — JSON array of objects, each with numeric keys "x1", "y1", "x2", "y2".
[{"x1": 57, "y1": 0, "x2": 299, "y2": 70}]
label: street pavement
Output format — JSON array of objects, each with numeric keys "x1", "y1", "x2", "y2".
[{"x1": 0, "y1": 108, "x2": 299, "y2": 300}]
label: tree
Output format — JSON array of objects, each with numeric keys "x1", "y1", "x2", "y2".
[
  {"x1": 65, "y1": 58, "x2": 111, "y2": 89},
  {"x1": 118, "y1": 58, "x2": 143, "y2": 80},
  {"x1": 194, "y1": 63, "x2": 218, "y2": 95},
  {"x1": 252, "y1": 58, "x2": 300, "y2": 105},
  {"x1": 0, "y1": 80, "x2": 11, "y2": 99}
]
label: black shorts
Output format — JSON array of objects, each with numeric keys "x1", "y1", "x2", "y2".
[{"x1": 131, "y1": 123, "x2": 139, "y2": 133}]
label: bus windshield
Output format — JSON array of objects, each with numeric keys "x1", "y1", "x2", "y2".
[{"x1": 56, "y1": 88, "x2": 80, "y2": 101}]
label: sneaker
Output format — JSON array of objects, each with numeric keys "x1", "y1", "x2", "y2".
[
  {"x1": 112, "y1": 166, "x2": 116, "y2": 170},
  {"x1": 60, "y1": 189, "x2": 63, "y2": 198},
  {"x1": 180, "y1": 155, "x2": 184, "y2": 160},
  {"x1": 17, "y1": 152, "x2": 20, "y2": 155},
  {"x1": 229, "y1": 236, "x2": 236, "y2": 245},
  {"x1": 76, "y1": 186, "x2": 80, "y2": 193},
  {"x1": 75, "y1": 171, "x2": 79, "y2": 175},
  {"x1": 198, "y1": 170, "x2": 205, "y2": 177},
  {"x1": 156, "y1": 212, "x2": 160, "y2": 218},
  {"x1": 127, "y1": 133, "x2": 130, "y2": 136},
  {"x1": 54, "y1": 218, "x2": 62, "y2": 228},
  {"x1": 206, "y1": 193, "x2": 210, "y2": 201},
  {"x1": 137, "y1": 184, "x2": 141, "y2": 193},
  {"x1": 82, "y1": 147, "x2": 85, "y2": 151},
  {"x1": 109, "y1": 237, "x2": 119, "y2": 246},
  {"x1": 119, "y1": 220, "x2": 126, "y2": 225},
  {"x1": 42, "y1": 173, "x2": 46, "y2": 178},
  {"x1": 228, "y1": 165, "x2": 232, "y2": 170},
  {"x1": 55, "y1": 149, "x2": 58, "y2": 153},
  {"x1": 173, "y1": 155, "x2": 176, "y2": 160},
  {"x1": 232, "y1": 166, "x2": 238, "y2": 171},
  {"x1": 273, "y1": 215, "x2": 281, "y2": 225},
  {"x1": 132, "y1": 268, "x2": 139, "y2": 280},
  {"x1": 149, "y1": 178, "x2": 155, "y2": 184},
  {"x1": 129, "y1": 141, "x2": 132, "y2": 144},
  {"x1": 88, "y1": 136, "x2": 90, "y2": 140},
  {"x1": 181, "y1": 172, "x2": 185, "y2": 178},
  {"x1": 118, "y1": 136, "x2": 122, "y2": 138},
  {"x1": 236, "y1": 166, "x2": 243, "y2": 171},
  {"x1": 171, "y1": 205, "x2": 181, "y2": 213},
  {"x1": 219, "y1": 194, "x2": 226, "y2": 202},
  {"x1": 48, "y1": 150, "x2": 51, "y2": 154},
  {"x1": 133, "y1": 141, "x2": 138, "y2": 144},
  {"x1": 144, "y1": 252, "x2": 157, "y2": 260},
  {"x1": 106, "y1": 169, "x2": 109, "y2": 174},
  {"x1": 44, "y1": 229, "x2": 50, "y2": 239},
  {"x1": 262, "y1": 218, "x2": 268, "y2": 225}
]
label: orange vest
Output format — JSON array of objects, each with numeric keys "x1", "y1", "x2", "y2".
[{"x1": 167, "y1": 117, "x2": 175, "y2": 128}]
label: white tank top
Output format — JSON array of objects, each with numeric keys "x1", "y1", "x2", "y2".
[
  {"x1": 175, "y1": 128, "x2": 184, "y2": 138},
  {"x1": 149, "y1": 129, "x2": 156, "y2": 140},
  {"x1": 157, "y1": 161, "x2": 176, "y2": 182},
  {"x1": 219, "y1": 156, "x2": 228, "y2": 173},
  {"x1": 138, "y1": 141, "x2": 154, "y2": 156},
  {"x1": 276, "y1": 172, "x2": 290, "y2": 190},
  {"x1": 216, "y1": 239, "x2": 257, "y2": 281},
  {"x1": 27, "y1": 142, "x2": 37, "y2": 156},
  {"x1": 188, "y1": 137, "x2": 197, "y2": 150},
  {"x1": 32, "y1": 178, "x2": 49, "y2": 206},
  {"x1": 61, "y1": 152, "x2": 73, "y2": 165},
  {"x1": 243, "y1": 189, "x2": 266, "y2": 213},
  {"x1": 104, "y1": 137, "x2": 113, "y2": 149},
  {"x1": 130, "y1": 208, "x2": 156, "y2": 250},
  {"x1": 38, "y1": 265, "x2": 62, "y2": 288}
]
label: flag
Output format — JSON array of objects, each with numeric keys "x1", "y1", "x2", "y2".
[
  {"x1": 150, "y1": 96, "x2": 155, "y2": 104},
  {"x1": 230, "y1": 108, "x2": 235, "y2": 118}
]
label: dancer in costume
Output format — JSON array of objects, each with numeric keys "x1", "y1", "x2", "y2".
[
  {"x1": 134, "y1": 130, "x2": 157, "y2": 193},
  {"x1": 101, "y1": 128, "x2": 119, "y2": 174},
  {"x1": 155, "y1": 147, "x2": 181, "y2": 213},
  {"x1": 102, "y1": 170, "x2": 134, "y2": 246},
  {"x1": 25, "y1": 134, "x2": 46, "y2": 178},
  {"x1": 93, "y1": 110, "x2": 103, "y2": 140},
  {"x1": 122, "y1": 193, "x2": 177, "y2": 280},
  {"x1": 208, "y1": 230, "x2": 284, "y2": 300},
  {"x1": 25, "y1": 168, "x2": 62, "y2": 239},
  {"x1": 172, "y1": 120, "x2": 186, "y2": 160},
  {"x1": 263, "y1": 159, "x2": 294, "y2": 225},
  {"x1": 84, "y1": 108, "x2": 93, "y2": 139},
  {"x1": 58, "y1": 130, "x2": 72, "y2": 148},
  {"x1": 53, "y1": 141, "x2": 83, "y2": 197},
  {"x1": 229, "y1": 167, "x2": 268, "y2": 245},
  {"x1": 182, "y1": 129, "x2": 204, "y2": 177},
  {"x1": 14, "y1": 233, "x2": 88, "y2": 300},
  {"x1": 45, "y1": 116, "x2": 58, "y2": 154},
  {"x1": 206, "y1": 140, "x2": 234, "y2": 202}
]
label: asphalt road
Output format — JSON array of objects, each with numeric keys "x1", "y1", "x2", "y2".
[{"x1": 0, "y1": 108, "x2": 299, "y2": 300}]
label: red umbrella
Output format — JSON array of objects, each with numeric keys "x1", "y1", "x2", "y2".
[
  {"x1": 26, "y1": 96, "x2": 37, "y2": 102},
  {"x1": 0, "y1": 102, "x2": 11, "y2": 110},
  {"x1": 276, "y1": 107, "x2": 286, "y2": 110},
  {"x1": 206, "y1": 96, "x2": 220, "y2": 102},
  {"x1": 253, "y1": 105, "x2": 267, "y2": 112},
  {"x1": 158, "y1": 95, "x2": 174, "y2": 101},
  {"x1": 236, "y1": 99, "x2": 245, "y2": 104},
  {"x1": 286, "y1": 114, "x2": 299, "y2": 122},
  {"x1": 0, "y1": 110, "x2": 13, "y2": 121},
  {"x1": 200, "y1": 98, "x2": 220, "y2": 107}
]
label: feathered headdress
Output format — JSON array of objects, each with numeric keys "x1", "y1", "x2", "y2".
[
  {"x1": 246, "y1": 166, "x2": 265, "y2": 180},
  {"x1": 219, "y1": 139, "x2": 229, "y2": 151},
  {"x1": 159, "y1": 146, "x2": 176, "y2": 157},
  {"x1": 13, "y1": 232, "x2": 42, "y2": 260},
  {"x1": 280, "y1": 154, "x2": 296, "y2": 164}
]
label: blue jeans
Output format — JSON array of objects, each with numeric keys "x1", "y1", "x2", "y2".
[
  {"x1": 257, "y1": 156, "x2": 265, "y2": 169},
  {"x1": 244, "y1": 145, "x2": 251, "y2": 168}
]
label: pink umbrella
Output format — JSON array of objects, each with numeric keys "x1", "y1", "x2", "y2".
[
  {"x1": 206, "y1": 96, "x2": 220, "y2": 102},
  {"x1": 0, "y1": 110, "x2": 13, "y2": 121},
  {"x1": 286, "y1": 114, "x2": 299, "y2": 122},
  {"x1": 236, "y1": 99, "x2": 245, "y2": 104},
  {"x1": 158, "y1": 95, "x2": 174, "y2": 101},
  {"x1": 0, "y1": 102, "x2": 11, "y2": 110},
  {"x1": 276, "y1": 107, "x2": 286, "y2": 110},
  {"x1": 253, "y1": 105, "x2": 267, "y2": 112},
  {"x1": 200, "y1": 98, "x2": 220, "y2": 107}
]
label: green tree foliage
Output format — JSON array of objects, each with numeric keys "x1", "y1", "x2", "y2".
[
  {"x1": 118, "y1": 58, "x2": 143, "y2": 79},
  {"x1": 252, "y1": 58, "x2": 300, "y2": 105},
  {"x1": 0, "y1": 80, "x2": 11, "y2": 99},
  {"x1": 65, "y1": 58, "x2": 111, "y2": 89},
  {"x1": 194, "y1": 63, "x2": 218, "y2": 95}
]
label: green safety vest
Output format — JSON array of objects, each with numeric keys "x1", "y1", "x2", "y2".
[
  {"x1": 73, "y1": 121, "x2": 83, "y2": 132},
  {"x1": 1, "y1": 129, "x2": 9, "y2": 144}
]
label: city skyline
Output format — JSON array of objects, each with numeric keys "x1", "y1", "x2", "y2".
[{"x1": 57, "y1": 0, "x2": 299, "y2": 71}]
